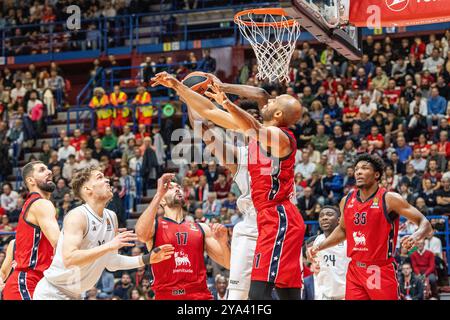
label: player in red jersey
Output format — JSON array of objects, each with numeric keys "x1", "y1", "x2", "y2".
[
  {"x1": 151, "y1": 72, "x2": 305, "y2": 300},
  {"x1": 309, "y1": 154, "x2": 432, "y2": 300},
  {"x1": 135, "y1": 173, "x2": 231, "y2": 300},
  {"x1": 3, "y1": 161, "x2": 60, "y2": 300}
]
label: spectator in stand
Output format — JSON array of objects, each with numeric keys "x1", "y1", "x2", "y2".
[
  {"x1": 101, "y1": 126, "x2": 118, "y2": 154},
  {"x1": 118, "y1": 125, "x2": 135, "y2": 153},
  {"x1": 57, "y1": 136, "x2": 76, "y2": 162},
  {"x1": 203, "y1": 192, "x2": 221, "y2": 217},
  {"x1": 134, "y1": 85, "x2": 152, "y2": 127},
  {"x1": 194, "y1": 175, "x2": 209, "y2": 204},
  {"x1": 322, "y1": 139, "x2": 339, "y2": 166},
  {"x1": 152, "y1": 125, "x2": 166, "y2": 169},
  {"x1": 321, "y1": 164, "x2": 343, "y2": 205},
  {"x1": 97, "y1": 270, "x2": 115, "y2": 300},
  {"x1": 62, "y1": 154, "x2": 77, "y2": 182},
  {"x1": 89, "y1": 87, "x2": 112, "y2": 135},
  {"x1": 437, "y1": 131, "x2": 450, "y2": 160},
  {"x1": 1, "y1": 183, "x2": 19, "y2": 215},
  {"x1": 295, "y1": 152, "x2": 316, "y2": 181},
  {"x1": 399, "y1": 262, "x2": 424, "y2": 300},
  {"x1": 410, "y1": 240, "x2": 438, "y2": 299},
  {"x1": 423, "y1": 159, "x2": 443, "y2": 192},
  {"x1": 128, "y1": 147, "x2": 143, "y2": 177},
  {"x1": 426, "y1": 144, "x2": 448, "y2": 173},
  {"x1": 213, "y1": 173, "x2": 231, "y2": 200},
  {"x1": 92, "y1": 138, "x2": 110, "y2": 161},
  {"x1": 411, "y1": 36, "x2": 426, "y2": 60},
  {"x1": 6, "y1": 119, "x2": 24, "y2": 158},
  {"x1": 401, "y1": 163, "x2": 422, "y2": 195},
  {"x1": 297, "y1": 186, "x2": 318, "y2": 221},
  {"x1": 110, "y1": 85, "x2": 129, "y2": 130},
  {"x1": 371, "y1": 67, "x2": 389, "y2": 91},
  {"x1": 10, "y1": 79, "x2": 26, "y2": 106},
  {"x1": 212, "y1": 275, "x2": 228, "y2": 300},
  {"x1": 119, "y1": 165, "x2": 136, "y2": 214},
  {"x1": 395, "y1": 135, "x2": 412, "y2": 164},
  {"x1": 434, "y1": 177, "x2": 450, "y2": 215},
  {"x1": 70, "y1": 128, "x2": 87, "y2": 152},
  {"x1": 310, "y1": 124, "x2": 328, "y2": 153},
  {"x1": 113, "y1": 273, "x2": 133, "y2": 300},
  {"x1": 51, "y1": 178, "x2": 70, "y2": 207},
  {"x1": 423, "y1": 48, "x2": 445, "y2": 74},
  {"x1": 198, "y1": 49, "x2": 216, "y2": 73},
  {"x1": 425, "y1": 227, "x2": 443, "y2": 260},
  {"x1": 76, "y1": 148, "x2": 99, "y2": 170},
  {"x1": 427, "y1": 87, "x2": 447, "y2": 129},
  {"x1": 410, "y1": 148, "x2": 427, "y2": 174}
]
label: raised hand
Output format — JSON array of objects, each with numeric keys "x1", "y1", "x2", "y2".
[
  {"x1": 204, "y1": 83, "x2": 228, "y2": 107},
  {"x1": 150, "y1": 244, "x2": 175, "y2": 264},
  {"x1": 151, "y1": 72, "x2": 179, "y2": 89},
  {"x1": 156, "y1": 173, "x2": 176, "y2": 196},
  {"x1": 210, "y1": 223, "x2": 229, "y2": 244}
]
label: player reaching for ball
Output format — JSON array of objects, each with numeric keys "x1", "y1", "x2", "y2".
[
  {"x1": 135, "y1": 173, "x2": 231, "y2": 300},
  {"x1": 309, "y1": 154, "x2": 432, "y2": 300},
  {"x1": 151, "y1": 71, "x2": 305, "y2": 300}
]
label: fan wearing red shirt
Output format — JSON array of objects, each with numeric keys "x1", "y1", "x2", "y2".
[
  {"x1": 410, "y1": 240, "x2": 438, "y2": 298},
  {"x1": 410, "y1": 37, "x2": 426, "y2": 60},
  {"x1": 342, "y1": 97, "x2": 360, "y2": 131},
  {"x1": 383, "y1": 80, "x2": 401, "y2": 106},
  {"x1": 213, "y1": 173, "x2": 231, "y2": 200},
  {"x1": 437, "y1": 131, "x2": 450, "y2": 159},
  {"x1": 366, "y1": 126, "x2": 384, "y2": 152},
  {"x1": 69, "y1": 129, "x2": 87, "y2": 152},
  {"x1": 413, "y1": 134, "x2": 431, "y2": 158}
]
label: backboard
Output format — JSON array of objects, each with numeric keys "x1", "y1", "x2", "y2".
[{"x1": 280, "y1": 0, "x2": 362, "y2": 61}]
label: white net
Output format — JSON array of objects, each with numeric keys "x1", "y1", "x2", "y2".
[{"x1": 235, "y1": 10, "x2": 301, "y2": 83}]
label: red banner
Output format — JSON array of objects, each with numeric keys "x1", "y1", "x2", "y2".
[{"x1": 349, "y1": 0, "x2": 450, "y2": 27}]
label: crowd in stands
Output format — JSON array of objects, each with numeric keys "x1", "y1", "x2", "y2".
[{"x1": 2, "y1": 29, "x2": 450, "y2": 299}]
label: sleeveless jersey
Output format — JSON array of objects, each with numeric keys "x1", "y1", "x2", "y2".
[
  {"x1": 234, "y1": 146, "x2": 257, "y2": 218},
  {"x1": 150, "y1": 217, "x2": 209, "y2": 295},
  {"x1": 313, "y1": 234, "x2": 349, "y2": 299},
  {"x1": 44, "y1": 204, "x2": 117, "y2": 295},
  {"x1": 344, "y1": 187, "x2": 399, "y2": 263},
  {"x1": 14, "y1": 192, "x2": 54, "y2": 273},
  {"x1": 247, "y1": 128, "x2": 297, "y2": 212}
]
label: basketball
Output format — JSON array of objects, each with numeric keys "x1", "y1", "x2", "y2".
[{"x1": 182, "y1": 71, "x2": 212, "y2": 95}]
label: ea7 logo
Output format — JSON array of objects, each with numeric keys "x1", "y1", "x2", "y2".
[{"x1": 385, "y1": 0, "x2": 410, "y2": 12}]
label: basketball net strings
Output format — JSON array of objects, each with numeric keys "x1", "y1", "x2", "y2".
[{"x1": 237, "y1": 13, "x2": 301, "y2": 83}]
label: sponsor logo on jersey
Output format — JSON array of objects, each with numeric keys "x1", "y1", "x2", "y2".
[
  {"x1": 229, "y1": 280, "x2": 240, "y2": 285},
  {"x1": 348, "y1": 198, "x2": 355, "y2": 208},
  {"x1": 174, "y1": 251, "x2": 191, "y2": 268},
  {"x1": 370, "y1": 197, "x2": 380, "y2": 209},
  {"x1": 106, "y1": 218, "x2": 112, "y2": 231},
  {"x1": 172, "y1": 289, "x2": 185, "y2": 296},
  {"x1": 92, "y1": 222, "x2": 96, "y2": 231},
  {"x1": 385, "y1": 0, "x2": 409, "y2": 12},
  {"x1": 353, "y1": 231, "x2": 367, "y2": 247}
]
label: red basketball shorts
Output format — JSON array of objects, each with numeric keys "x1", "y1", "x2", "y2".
[
  {"x1": 154, "y1": 288, "x2": 213, "y2": 300},
  {"x1": 345, "y1": 260, "x2": 400, "y2": 300},
  {"x1": 251, "y1": 201, "x2": 305, "y2": 288},
  {"x1": 3, "y1": 270, "x2": 43, "y2": 300}
]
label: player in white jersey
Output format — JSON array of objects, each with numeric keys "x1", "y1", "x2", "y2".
[
  {"x1": 33, "y1": 167, "x2": 174, "y2": 300},
  {"x1": 183, "y1": 85, "x2": 262, "y2": 299},
  {"x1": 311, "y1": 206, "x2": 350, "y2": 300}
]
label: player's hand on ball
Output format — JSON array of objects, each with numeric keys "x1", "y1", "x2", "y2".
[
  {"x1": 207, "y1": 73, "x2": 223, "y2": 87},
  {"x1": 151, "y1": 72, "x2": 179, "y2": 88},
  {"x1": 150, "y1": 244, "x2": 175, "y2": 264},
  {"x1": 205, "y1": 83, "x2": 228, "y2": 106},
  {"x1": 109, "y1": 230, "x2": 138, "y2": 250},
  {"x1": 210, "y1": 223, "x2": 228, "y2": 243},
  {"x1": 157, "y1": 173, "x2": 176, "y2": 195}
]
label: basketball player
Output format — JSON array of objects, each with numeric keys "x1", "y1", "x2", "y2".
[
  {"x1": 311, "y1": 206, "x2": 350, "y2": 300},
  {"x1": 3, "y1": 161, "x2": 60, "y2": 300},
  {"x1": 135, "y1": 173, "x2": 231, "y2": 300},
  {"x1": 309, "y1": 154, "x2": 432, "y2": 300},
  {"x1": 0, "y1": 239, "x2": 15, "y2": 295},
  {"x1": 33, "y1": 167, "x2": 174, "y2": 300},
  {"x1": 184, "y1": 96, "x2": 261, "y2": 300},
  {"x1": 151, "y1": 72, "x2": 305, "y2": 300}
]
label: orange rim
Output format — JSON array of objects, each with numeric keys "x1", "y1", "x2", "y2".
[{"x1": 234, "y1": 8, "x2": 298, "y2": 28}]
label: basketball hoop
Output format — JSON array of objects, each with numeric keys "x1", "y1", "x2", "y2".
[{"x1": 234, "y1": 8, "x2": 301, "y2": 83}]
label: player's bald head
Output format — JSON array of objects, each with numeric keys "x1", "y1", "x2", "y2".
[{"x1": 277, "y1": 94, "x2": 302, "y2": 126}]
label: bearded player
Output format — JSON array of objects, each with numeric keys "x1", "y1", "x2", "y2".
[
  {"x1": 152, "y1": 72, "x2": 304, "y2": 300},
  {"x1": 309, "y1": 154, "x2": 432, "y2": 300},
  {"x1": 3, "y1": 161, "x2": 60, "y2": 300},
  {"x1": 33, "y1": 167, "x2": 173, "y2": 300},
  {"x1": 135, "y1": 173, "x2": 231, "y2": 300}
]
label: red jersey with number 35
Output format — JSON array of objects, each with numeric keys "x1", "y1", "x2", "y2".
[
  {"x1": 343, "y1": 187, "x2": 399, "y2": 263},
  {"x1": 150, "y1": 217, "x2": 211, "y2": 297}
]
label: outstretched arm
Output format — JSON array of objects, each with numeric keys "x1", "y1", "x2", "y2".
[
  {"x1": 186, "y1": 103, "x2": 238, "y2": 175},
  {"x1": 202, "y1": 223, "x2": 231, "y2": 269},
  {"x1": 387, "y1": 192, "x2": 433, "y2": 250},
  {"x1": 135, "y1": 173, "x2": 174, "y2": 247},
  {"x1": 152, "y1": 72, "x2": 239, "y2": 130},
  {"x1": 209, "y1": 74, "x2": 270, "y2": 109}
]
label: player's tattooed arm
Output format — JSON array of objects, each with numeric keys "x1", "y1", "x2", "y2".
[
  {"x1": 386, "y1": 192, "x2": 433, "y2": 250},
  {"x1": 135, "y1": 173, "x2": 175, "y2": 245},
  {"x1": 208, "y1": 73, "x2": 270, "y2": 110},
  {"x1": 30, "y1": 199, "x2": 60, "y2": 248},
  {"x1": 201, "y1": 223, "x2": 231, "y2": 269}
]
